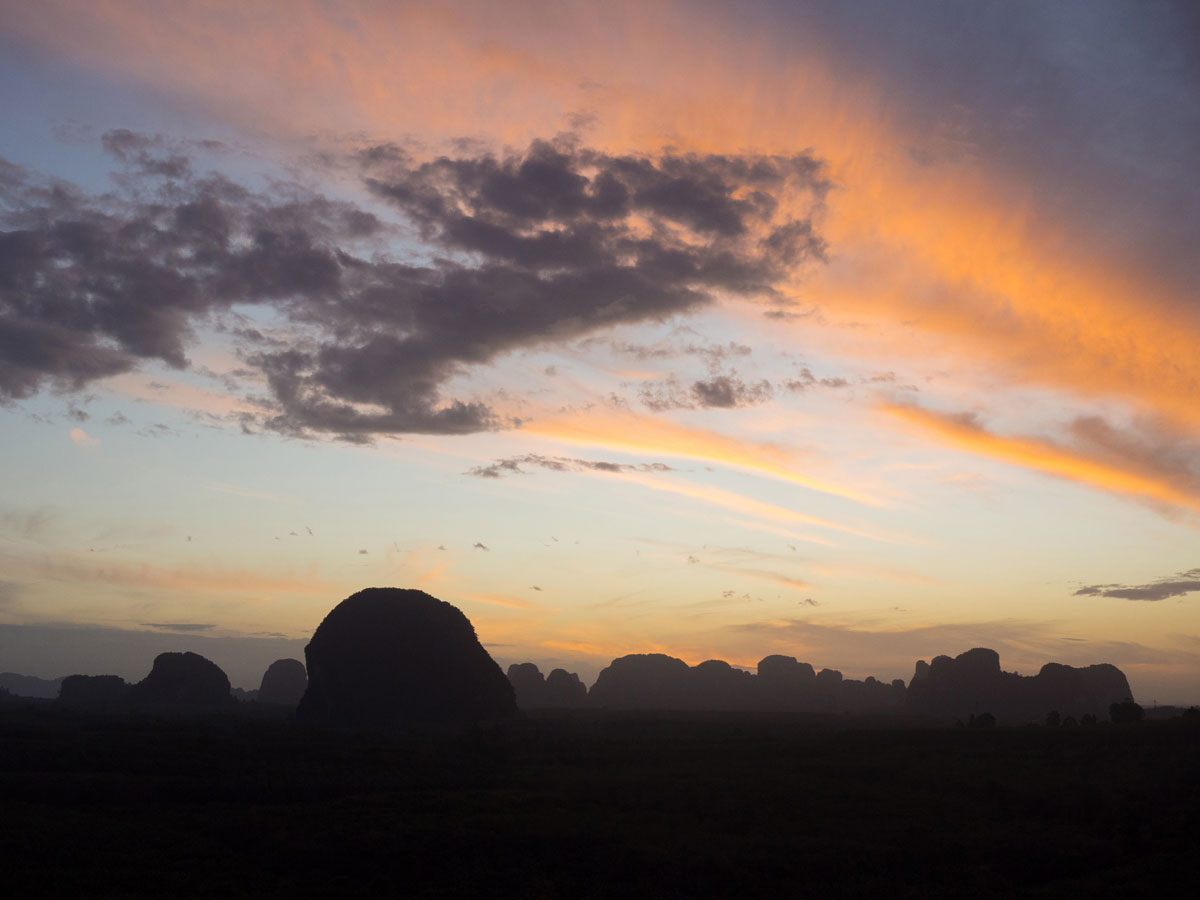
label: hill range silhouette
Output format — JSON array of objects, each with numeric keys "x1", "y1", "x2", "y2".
[{"x1": 5, "y1": 586, "x2": 1142, "y2": 727}]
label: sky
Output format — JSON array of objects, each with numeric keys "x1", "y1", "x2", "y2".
[{"x1": 1, "y1": 0, "x2": 1198, "y2": 702}]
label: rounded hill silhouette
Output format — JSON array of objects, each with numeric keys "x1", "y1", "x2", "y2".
[
  {"x1": 297, "y1": 588, "x2": 517, "y2": 727},
  {"x1": 128, "y1": 651, "x2": 234, "y2": 710},
  {"x1": 58, "y1": 674, "x2": 131, "y2": 709},
  {"x1": 257, "y1": 658, "x2": 307, "y2": 706},
  {"x1": 907, "y1": 647, "x2": 1133, "y2": 723}
]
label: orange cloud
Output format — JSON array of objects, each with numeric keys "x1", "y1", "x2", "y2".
[
  {"x1": 104, "y1": 374, "x2": 268, "y2": 419},
  {"x1": 460, "y1": 591, "x2": 543, "y2": 611},
  {"x1": 11, "y1": 0, "x2": 1199, "y2": 444},
  {"x1": 885, "y1": 404, "x2": 1200, "y2": 515},
  {"x1": 527, "y1": 409, "x2": 881, "y2": 506},
  {"x1": 701, "y1": 565, "x2": 812, "y2": 592},
  {"x1": 606, "y1": 469, "x2": 895, "y2": 542}
]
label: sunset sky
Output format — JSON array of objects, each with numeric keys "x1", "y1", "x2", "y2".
[{"x1": 1, "y1": 0, "x2": 1198, "y2": 702}]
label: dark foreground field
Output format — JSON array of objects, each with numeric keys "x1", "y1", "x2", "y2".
[{"x1": 2, "y1": 705, "x2": 1197, "y2": 899}]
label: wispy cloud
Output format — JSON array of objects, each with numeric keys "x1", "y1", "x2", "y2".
[
  {"x1": 526, "y1": 409, "x2": 881, "y2": 506},
  {"x1": 1075, "y1": 568, "x2": 1200, "y2": 602},
  {"x1": 69, "y1": 428, "x2": 99, "y2": 447},
  {"x1": 24, "y1": 553, "x2": 335, "y2": 595},
  {"x1": 466, "y1": 453, "x2": 674, "y2": 479},
  {"x1": 611, "y1": 470, "x2": 897, "y2": 542},
  {"x1": 884, "y1": 404, "x2": 1200, "y2": 516},
  {"x1": 460, "y1": 592, "x2": 542, "y2": 611}
]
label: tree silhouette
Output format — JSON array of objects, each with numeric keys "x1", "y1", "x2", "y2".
[{"x1": 1109, "y1": 697, "x2": 1144, "y2": 725}]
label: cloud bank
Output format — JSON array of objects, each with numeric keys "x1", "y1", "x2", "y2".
[{"x1": 0, "y1": 134, "x2": 827, "y2": 440}]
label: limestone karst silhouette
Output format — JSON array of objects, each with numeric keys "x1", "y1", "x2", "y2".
[
  {"x1": 507, "y1": 662, "x2": 546, "y2": 709},
  {"x1": 518, "y1": 648, "x2": 1129, "y2": 718},
  {"x1": 128, "y1": 651, "x2": 235, "y2": 710},
  {"x1": 589, "y1": 653, "x2": 695, "y2": 708},
  {"x1": 58, "y1": 674, "x2": 130, "y2": 708},
  {"x1": 296, "y1": 588, "x2": 517, "y2": 726},
  {"x1": 544, "y1": 667, "x2": 588, "y2": 707},
  {"x1": 906, "y1": 647, "x2": 1133, "y2": 723},
  {"x1": 257, "y1": 658, "x2": 307, "y2": 706},
  {"x1": 585, "y1": 652, "x2": 905, "y2": 712},
  {"x1": 506, "y1": 662, "x2": 588, "y2": 708}
]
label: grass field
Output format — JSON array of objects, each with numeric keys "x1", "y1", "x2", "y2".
[{"x1": 2, "y1": 703, "x2": 1197, "y2": 898}]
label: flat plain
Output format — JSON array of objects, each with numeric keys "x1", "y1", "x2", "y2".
[{"x1": 2, "y1": 703, "x2": 1197, "y2": 898}]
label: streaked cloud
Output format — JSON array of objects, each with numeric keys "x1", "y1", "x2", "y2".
[
  {"x1": 885, "y1": 404, "x2": 1200, "y2": 516},
  {"x1": 526, "y1": 409, "x2": 881, "y2": 505},
  {"x1": 24, "y1": 552, "x2": 335, "y2": 595},
  {"x1": 611, "y1": 470, "x2": 896, "y2": 542},
  {"x1": 460, "y1": 591, "x2": 543, "y2": 611},
  {"x1": 1075, "y1": 568, "x2": 1200, "y2": 603},
  {"x1": 465, "y1": 453, "x2": 674, "y2": 479}
]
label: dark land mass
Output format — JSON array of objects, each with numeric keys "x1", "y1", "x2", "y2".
[
  {"x1": 1, "y1": 701, "x2": 1197, "y2": 899},
  {"x1": 509, "y1": 648, "x2": 1133, "y2": 725},
  {"x1": 257, "y1": 658, "x2": 307, "y2": 707},
  {"x1": 907, "y1": 648, "x2": 1132, "y2": 723},
  {"x1": 298, "y1": 587, "x2": 517, "y2": 725},
  {"x1": 0, "y1": 672, "x2": 63, "y2": 699},
  {"x1": 128, "y1": 651, "x2": 235, "y2": 711},
  {"x1": 2, "y1": 589, "x2": 1184, "y2": 895}
]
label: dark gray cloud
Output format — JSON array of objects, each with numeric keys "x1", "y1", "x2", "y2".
[
  {"x1": 1075, "y1": 568, "x2": 1200, "y2": 602},
  {"x1": 140, "y1": 622, "x2": 216, "y2": 631},
  {"x1": 639, "y1": 373, "x2": 773, "y2": 411},
  {"x1": 691, "y1": 375, "x2": 773, "y2": 408},
  {"x1": 784, "y1": 367, "x2": 850, "y2": 392},
  {"x1": 1, "y1": 134, "x2": 826, "y2": 439},
  {"x1": 101, "y1": 129, "x2": 192, "y2": 179},
  {"x1": 605, "y1": 338, "x2": 753, "y2": 367},
  {"x1": 467, "y1": 453, "x2": 675, "y2": 479}
]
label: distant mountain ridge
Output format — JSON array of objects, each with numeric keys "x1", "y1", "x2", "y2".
[
  {"x1": 1, "y1": 585, "x2": 1142, "y2": 727},
  {"x1": 507, "y1": 648, "x2": 1135, "y2": 723},
  {"x1": 0, "y1": 672, "x2": 64, "y2": 699},
  {"x1": 906, "y1": 647, "x2": 1132, "y2": 722}
]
